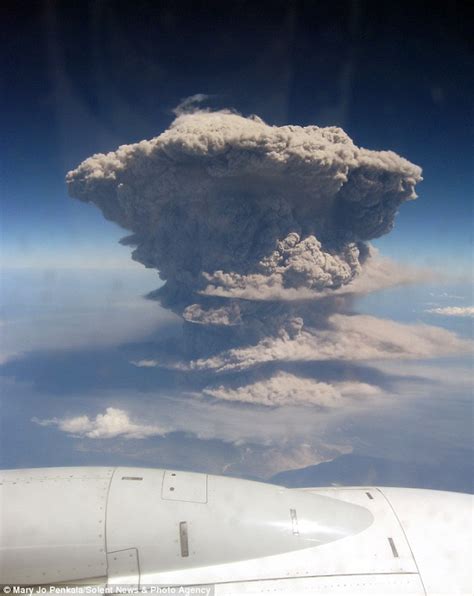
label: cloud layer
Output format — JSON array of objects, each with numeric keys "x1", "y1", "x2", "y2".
[{"x1": 159, "y1": 314, "x2": 470, "y2": 374}]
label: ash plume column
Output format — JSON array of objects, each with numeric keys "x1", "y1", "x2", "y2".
[{"x1": 67, "y1": 109, "x2": 422, "y2": 357}]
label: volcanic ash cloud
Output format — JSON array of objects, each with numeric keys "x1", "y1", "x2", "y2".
[{"x1": 67, "y1": 110, "x2": 422, "y2": 352}]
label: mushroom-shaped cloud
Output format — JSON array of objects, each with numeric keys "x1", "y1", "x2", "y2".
[{"x1": 67, "y1": 110, "x2": 422, "y2": 328}]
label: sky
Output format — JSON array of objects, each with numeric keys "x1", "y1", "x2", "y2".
[{"x1": 1, "y1": 1, "x2": 473, "y2": 488}]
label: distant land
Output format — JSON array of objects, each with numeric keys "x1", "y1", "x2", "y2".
[{"x1": 271, "y1": 453, "x2": 473, "y2": 494}]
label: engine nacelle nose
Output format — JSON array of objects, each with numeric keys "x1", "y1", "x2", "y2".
[{"x1": 106, "y1": 469, "x2": 374, "y2": 575}]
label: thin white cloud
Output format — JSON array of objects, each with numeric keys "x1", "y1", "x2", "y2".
[
  {"x1": 132, "y1": 359, "x2": 160, "y2": 368},
  {"x1": 428, "y1": 292, "x2": 465, "y2": 300},
  {"x1": 32, "y1": 407, "x2": 169, "y2": 439},
  {"x1": 425, "y1": 306, "x2": 474, "y2": 317},
  {"x1": 172, "y1": 93, "x2": 211, "y2": 115}
]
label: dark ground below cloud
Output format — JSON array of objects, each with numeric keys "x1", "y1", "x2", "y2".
[{"x1": 271, "y1": 453, "x2": 474, "y2": 494}]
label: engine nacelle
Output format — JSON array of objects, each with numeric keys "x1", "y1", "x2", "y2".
[{"x1": 0, "y1": 467, "x2": 472, "y2": 595}]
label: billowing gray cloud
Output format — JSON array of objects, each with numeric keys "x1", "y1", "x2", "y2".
[
  {"x1": 67, "y1": 109, "x2": 422, "y2": 326},
  {"x1": 200, "y1": 249, "x2": 433, "y2": 301},
  {"x1": 66, "y1": 107, "x2": 472, "y2": 426}
]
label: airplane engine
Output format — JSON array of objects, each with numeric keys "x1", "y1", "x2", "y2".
[{"x1": 0, "y1": 467, "x2": 472, "y2": 595}]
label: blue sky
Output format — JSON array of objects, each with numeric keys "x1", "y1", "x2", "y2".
[
  {"x1": 2, "y1": 2, "x2": 473, "y2": 272},
  {"x1": 1, "y1": 1, "x2": 472, "y2": 487}
]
